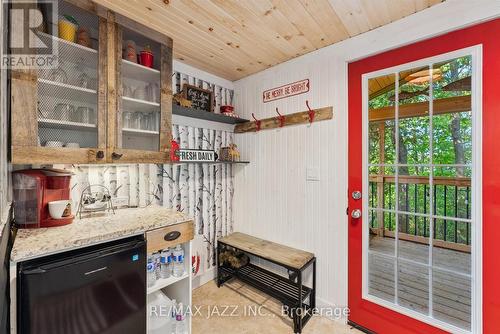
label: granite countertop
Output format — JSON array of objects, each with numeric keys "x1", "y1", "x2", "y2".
[{"x1": 11, "y1": 206, "x2": 192, "y2": 262}]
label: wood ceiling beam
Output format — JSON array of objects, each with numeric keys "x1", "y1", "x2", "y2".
[{"x1": 369, "y1": 95, "x2": 471, "y2": 122}]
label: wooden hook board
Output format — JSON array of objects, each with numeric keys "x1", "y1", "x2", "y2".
[{"x1": 234, "y1": 106, "x2": 333, "y2": 133}]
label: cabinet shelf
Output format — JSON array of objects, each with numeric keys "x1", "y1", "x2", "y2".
[
  {"x1": 172, "y1": 161, "x2": 250, "y2": 165},
  {"x1": 122, "y1": 59, "x2": 160, "y2": 82},
  {"x1": 39, "y1": 118, "x2": 97, "y2": 131},
  {"x1": 123, "y1": 128, "x2": 159, "y2": 136},
  {"x1": 122, "y1": 96, "x2": 160, "y2": 112},
  {"x1": 38, "y1": 79, "x2": 97, "y2": 104},
  {"x1": 173, "y1": 104, "x2": 248, "y2": 124},
  {"x1": 37, "y1": 32, "x2": 98, "y2": 69},
  {"x1": 147, "y1": 272, "x2": 189, "y2": 295}
]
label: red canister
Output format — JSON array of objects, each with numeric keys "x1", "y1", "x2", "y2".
[{"x1": 139, "y1": 50, "x2": 154, "y2": 68}]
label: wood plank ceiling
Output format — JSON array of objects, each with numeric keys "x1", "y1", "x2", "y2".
[{"x1": 94, "y1": 0, "x2": 444, "y2": 81}]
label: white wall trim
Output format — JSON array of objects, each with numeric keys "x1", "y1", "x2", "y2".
[
  {"x1": 192, "y1": 267, "x2": 216, "y2": 290},
  {"x1": 315, "y1": 296, "x2": 349, "y2": 325}
]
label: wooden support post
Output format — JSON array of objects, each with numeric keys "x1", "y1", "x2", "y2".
[
  {"x1": 97, "y1": 17, "x2": 108, "y2": 153},
  {"x1": 106, "y1": 11, "x2": 117, "y2": 161},
  {"x1": 160, "y1": 40, "x2": 173, "y2": 153},
  {"x1": 376, "y1": 123, "x2": 385, "y2": 236}
]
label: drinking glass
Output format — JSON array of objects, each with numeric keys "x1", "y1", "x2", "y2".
[
  {"x1": 140, "y1": 112, "x2": 151, "y2": 130},
  {"x1": 131, "y1": 112, "x2": 141, "y2": 129}
]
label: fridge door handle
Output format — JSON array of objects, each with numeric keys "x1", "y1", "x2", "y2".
[{"x1": 22, "y1": 267, "x2": 47, "y2": 275}]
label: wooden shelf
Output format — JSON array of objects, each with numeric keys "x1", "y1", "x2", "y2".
[
  {"x1": 38, "y1": 118, "x2": 97, "y2": 131},
  {"x1": 122, "y1": 59, "x2": 160, "y2": 82},
  {"x1": 38, "y1": 32, "x2": 98, "y2": 69},
  {"x1": 172, "y1": 161, "x2": 250, "y2": 165},
  {"x1": 122, "y1": 96, "x2": 160, "y2": 112},
  {"x1": 123, "y1": 128, "x2": 159, "y2": 136},
  {"x1": 147, "y1": 272, "x2": 189, "y2": 295},
  {"x1": 173, "y1": 104, "x2": 248, "y2": 124}
]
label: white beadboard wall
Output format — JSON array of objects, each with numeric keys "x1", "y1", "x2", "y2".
[
  {"x1": 232, "y1": 0, "x2": 500, "y2": 318},
  {"x1": 234, "y1": 53, "x2": 348, "y2": 314}
]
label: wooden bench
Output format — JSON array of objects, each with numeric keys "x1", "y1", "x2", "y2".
[{"x1": 217, "y1": 232, "x2": 316, "y2": 333}]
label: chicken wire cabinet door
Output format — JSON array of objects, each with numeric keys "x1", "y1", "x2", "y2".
[
  {"x1": 11, "y1": 1, "x2": 107, "y2": 164},
  {"x1": 108, "y1": 18, "x2": 172, "y2": 164}
]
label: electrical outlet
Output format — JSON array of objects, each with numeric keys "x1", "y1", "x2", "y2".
[
  {"x1": 113, "y1": 196, "x2": 129, "y2": 207},
  {"x1": 306, "y1": 167, "x2": 320, "y2": 181}
]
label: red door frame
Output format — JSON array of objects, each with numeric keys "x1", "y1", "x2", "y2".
[{"x1": 348, "y1": 19, "x2": 500, "y2": 334}]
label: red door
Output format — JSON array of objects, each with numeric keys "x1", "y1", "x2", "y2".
[{"x1": 348, "y1": 19, "x2": 500, "y2": 334}]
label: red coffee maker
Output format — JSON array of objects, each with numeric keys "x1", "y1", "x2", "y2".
[{"x1": 13, "y1": 169, "x2": 74, "y2": 228}]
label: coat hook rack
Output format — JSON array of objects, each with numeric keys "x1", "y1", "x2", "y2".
[
  {"x1": 235, "y1": 104, "x2": 333, "y2": 134},
  {"x1": 252, "y1": 113, "x2": 261, "y2": 132},
  {"x1": 276, "y1": 107, "x2": 285, "y2": 128}
]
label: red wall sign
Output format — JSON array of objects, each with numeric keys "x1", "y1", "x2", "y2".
[{"x1": 262, "y1": 79, "x2": 310, "y2": 103}]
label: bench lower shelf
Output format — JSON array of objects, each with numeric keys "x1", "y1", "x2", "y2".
[{"x1": 219, "y1": 263, "x2": 311, "y2": 307}]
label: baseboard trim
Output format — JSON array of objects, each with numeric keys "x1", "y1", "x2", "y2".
[{"x1": 192, "y1": 266, "x2": 216, "y2": 289}]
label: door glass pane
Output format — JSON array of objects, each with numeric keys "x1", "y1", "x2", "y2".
[
  {"x1": 37, "y1": 1, "x2": 99, "y2": 148},
  {"x1": 121, "y1": 28, "x2": 161, "y2": 151},
  {"x1": 432, "y1": 269, "x2": 471, "y2": 331},
  {"x1": 433, "y1": 166, "x2": 472, "y2": 220},
  {"x1": 398, "y1": 214, "x2": 429, "y2": 265},
  {"x1": 398, "y1": 166, "x2": 430, "y2": 215},
  {"x1": 432, "y1": 56, "x2": 472, "y2": 165},
  {"x1": 369, "y1": 210, "x2": 395, "y2": 256},
  {"x1": 432, "y1": 222, "x2": 471, "y2": 275},
  {"x1": 398, "y1": 67, "x2": 431, "y2": 164},
  {"x1": 369, "y1": 74, "x2": 396, "y2": 165},
  {"x1": 368, "y1": 253, "x2": 395, "y2": 303},
  {"x1": 398, "y1": 260, "x2": 429, "y2": 315}
]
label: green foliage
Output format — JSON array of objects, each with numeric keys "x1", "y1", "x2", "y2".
[{"x1": 368, "y1": 56, "x2": 473, "y2": 244}]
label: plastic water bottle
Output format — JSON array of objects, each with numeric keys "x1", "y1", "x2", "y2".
[
  {"x1": 160, "y1": 248, "x2": 171, "y2": 279},
  {"x1": 146, "y1": 257, "x2": 156, "y2": 287},
  {"x1": 175, "y1": 302, "x2": 186, "y2": 334},
  {"x1": 152, "y1": 252, "x2": 161, "y2": 279},
  {"x1": 170, "y1": 299, "x2": 177, "y2": 333},
  {"x1": 172, "y1": 245, "x2": 184, "y2": 277}
]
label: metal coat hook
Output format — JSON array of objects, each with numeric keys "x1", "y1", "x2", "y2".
[
  {"x1": 306, "y1": 100, "x2": 315, "y2": 124},
  {"x1": 252, "y1": 113, "x2": 261, "y2": 132},
  {"x1": 275, "y1": 107, "x2": 285, "y2": 128}
]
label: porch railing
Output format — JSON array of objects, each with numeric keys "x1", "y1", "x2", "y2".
[{"x1": 369, "y1": 175, "x2": 471, "y2": 253}]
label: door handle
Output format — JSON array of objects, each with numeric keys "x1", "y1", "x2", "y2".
[
  {"x1": 351, "y1": 209, "x2": 362, "y2": 219},
  {"x1": 112, "y1": 152, "x2": 123, "y2": 160},
  {"x1": 96, "y1": 150, "x2": 104, "y2": 160},
  {"x1": 352, "y1": 191, "x2": 362, "y2": 200}
]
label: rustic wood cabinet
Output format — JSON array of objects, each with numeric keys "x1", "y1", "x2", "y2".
[{"x1": 10, "y1": 0, "x2": 172, "y2": 164}]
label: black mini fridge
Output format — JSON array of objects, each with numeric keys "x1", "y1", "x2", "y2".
[{"x1": 18, "y1": 235, "x2": 147, "y2": 334}]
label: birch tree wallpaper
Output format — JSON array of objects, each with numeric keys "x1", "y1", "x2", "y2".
[{"x1": 65, "y1": 124, "x2": 235, "y2": 274}]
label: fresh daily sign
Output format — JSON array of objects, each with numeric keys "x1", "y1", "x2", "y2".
[
  {"x1": 262, "y1": 79, "x2": 310, "y2": 103},
  {"x1": 176, "y1": 149, "x2": 218, "y2": 162}
]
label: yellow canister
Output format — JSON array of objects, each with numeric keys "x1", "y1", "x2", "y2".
[{"x1": 58, "y1": 18, "x2": 77, "y2": 42}]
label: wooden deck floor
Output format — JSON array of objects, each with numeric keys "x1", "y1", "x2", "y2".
[{"x1": 368, "y1": 236, "x2": 471, "y2": 331}]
